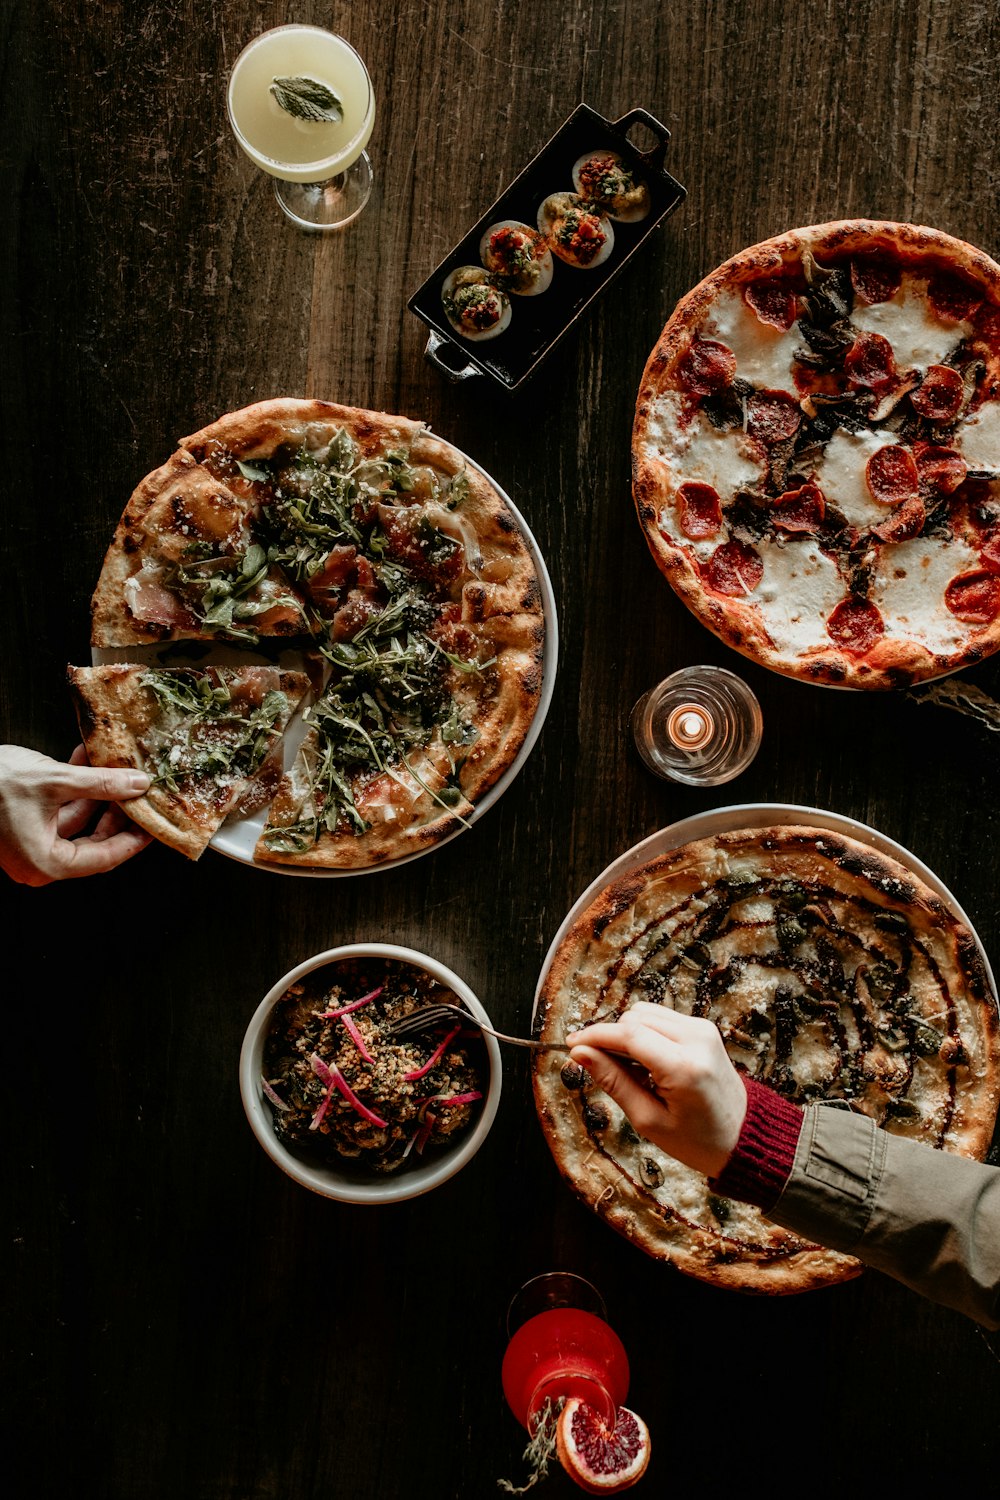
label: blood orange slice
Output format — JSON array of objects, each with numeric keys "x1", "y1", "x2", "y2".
[{"x1": 555, "y1": 1399, "x2": 651, "y2": 1494}]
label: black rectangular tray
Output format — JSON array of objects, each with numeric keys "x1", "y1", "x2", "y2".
[{"x1": 407, "y1": 103, "x2": 686, "y2": 392}]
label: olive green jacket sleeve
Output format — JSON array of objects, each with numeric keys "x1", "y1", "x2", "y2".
[{"x1": 767, "y1": 1103, "x2": 1000, "y2": 1329}]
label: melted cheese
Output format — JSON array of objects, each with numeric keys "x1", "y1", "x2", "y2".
[
  {"x1": 849, "y1": 274, "x2": 970, "y2": 371},
  {"x1": 756, "y1": 540, "x2": 846, "y2": 653},
  {"x1": 872, "y1": 535, "x2": 981, "y2": 654},
  {"x1": 700, "y1": 287, "x2": 800, "y2": 392},
  {"x1": 810, "y1": 428, "x2": 900, "y2": 527},
  {"x1": 644, "y1": 390, "x2": 764, "y2": 494},
  {"x1": 955, "y1": 399, "x2": 1000, "y2": 471}
]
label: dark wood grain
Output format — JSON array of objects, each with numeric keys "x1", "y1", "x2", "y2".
[{"x1": 3, "y1": 1, "x2": 1000, "y2": 1495}]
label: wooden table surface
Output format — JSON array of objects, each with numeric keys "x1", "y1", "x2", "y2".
[{"x1": 4, "y1": 1, "x2": 1000, "y2": 1494}]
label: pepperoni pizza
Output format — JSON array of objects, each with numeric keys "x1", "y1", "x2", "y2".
[{"x1": 633, "y1": 221, "x2": 1000, "y2": 688}]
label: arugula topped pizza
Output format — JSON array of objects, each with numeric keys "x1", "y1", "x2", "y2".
[
  {"x1": 633, "y1": 220, "x2": 1000, "y2": 688},
  {"x1": 67, "y1": 665, "x2": 309, "y2": 859},
  {"x1": 83, "y1": 398, "x2": 547, "y2": 869}
]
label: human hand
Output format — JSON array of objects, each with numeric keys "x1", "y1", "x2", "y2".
[
  {"x1": 0, "y1": 744, "x2": 153, "y2": 886},
  {"x1": 568, "y1": 1002, "x2": 748, "y2": 1178}
]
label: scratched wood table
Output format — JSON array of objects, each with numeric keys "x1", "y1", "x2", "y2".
[{"x1": 3, "y1": 1, "x2": 999, "y2": 1494}]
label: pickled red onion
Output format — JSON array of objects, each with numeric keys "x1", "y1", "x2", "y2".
[
  {"x1": 404, "y1": 1025, "x2": 462, "y2": 1081},
  {"x1": 309, "y1": 1052, "x2": 388, "y2": 1129}
]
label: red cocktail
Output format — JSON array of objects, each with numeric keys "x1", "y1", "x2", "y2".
[{"x1": 502, "y1": 1273, "x2": 630, "y2": 1433}]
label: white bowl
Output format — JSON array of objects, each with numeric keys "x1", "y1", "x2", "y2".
[{"x1": 240, "y1": 943, "x2": 502, "y2": 1203}]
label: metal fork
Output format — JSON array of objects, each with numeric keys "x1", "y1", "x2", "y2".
[{"x1": 388, "y1": 1002, "x2": 571, "y2": 1052}]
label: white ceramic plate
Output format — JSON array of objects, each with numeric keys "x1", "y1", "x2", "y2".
[
  {"x1": 239, "y1": 943, "x2": 502, "y2": 1205},
  {"x1": 93, "y1": 450, "x2": 558, "y2": 877},
  {"x1": 533, "y1": 802, "x2": 997, "y2": 1021}
]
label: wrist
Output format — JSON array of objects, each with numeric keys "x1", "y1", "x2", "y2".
[{"x1": 708, "y1": 1076, "x2": 804, "y2": 1211}]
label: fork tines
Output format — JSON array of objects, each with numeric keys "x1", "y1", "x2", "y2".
[{"x1": 389, "y1": 1003, "x2": 470, "y2": 1038}]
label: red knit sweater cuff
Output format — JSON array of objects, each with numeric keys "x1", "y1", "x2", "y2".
[{"x1": 709, "y1": 1075, "x2": 805, "y2": 1211}]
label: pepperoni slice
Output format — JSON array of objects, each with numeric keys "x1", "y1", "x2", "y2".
[
  {"x1": 928, "y1": 272, "x2": 981, "y2": 324},
  {"x1": 676, "y1": 481, "x2": 723, "y2": 539},
  {"x1": 909, "y1": 364, "x2": 964, "y2": 423},
  {"x1": 872, "y1": 496, "x2": 926, "y2": 543},
  {"x1": 975, "y1": 306, "x2": 1000, "y2": 345},
  {"x1": 944, "y1": 570, "x2": 1000, "y2": 623},
  {"x1": 865, "y1": 445, "x2": 919, "y2": 505},
  {"x1": 915, "y1": 443, "x2": 968, "y2": 495},
  {"x1": 844, "y1": 331, "x2": 897, "y2": 391},
  {"x1": 744, "y1": 280, "x2": 798, "y2": 331},
  {"x1": 747, "y1": 390, "x2": 801, "y2": 444},
  {"x1": 850, "y1": 258, "x2": 901, "y2": 306},
  {"x1": 979, "y1": 534, "x2": 1000, "y2": 574},
  {"x1": 826, "y1": 597, "x2": 885, "y2": 655},
  {"x1": 705, "y1": 539, "x2": 764, "y2": 596},
  {"x1": 771, "y1": 481, "x2": 825, "y2": 532},
  {"x1": 678, "y1": 338, "x2": 737, "y2": 395}
]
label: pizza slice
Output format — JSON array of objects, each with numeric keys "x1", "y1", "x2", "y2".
[
  {"x1": 67, "y1": 664, "x2": 311, "y2": 859},
  {"x1": 91, "y1": 451, "x2": 311, "y2": 647}
]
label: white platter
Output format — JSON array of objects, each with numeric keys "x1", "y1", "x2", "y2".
[
  {"x1": 533, "y1": 802, "x2": 997, "y2": 1021},
  {"x1": 94, "y1": 450, "x2": 558, "y2": 877}
]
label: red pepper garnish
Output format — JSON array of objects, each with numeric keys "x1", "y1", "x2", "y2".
[{"x1": 404, "y1": 1025, "x2": 463, "y2": 1082}]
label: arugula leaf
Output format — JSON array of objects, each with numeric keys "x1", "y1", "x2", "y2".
[{"x1": 236, "y1": 459, "x2": 271, "y2": 483}]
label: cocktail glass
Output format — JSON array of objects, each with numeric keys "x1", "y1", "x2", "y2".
[
  {"x1": 502, "y1": 1272, "x2": 629, "y2": 1435},
  {"x1": 227, "y1": 25, "x2": 375, "y2": 232}
]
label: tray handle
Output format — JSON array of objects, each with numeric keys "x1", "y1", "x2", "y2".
[
  {"x1": 611, "y1": 108, "x2": 672, "y2": 172},
  {"x1": 424, "y1": 329, "x2": 483, "y2": 383}
]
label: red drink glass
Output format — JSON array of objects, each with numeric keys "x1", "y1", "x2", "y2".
[{"x1": 502, "y1": 1273, "x2": 630, "y2": 1433}]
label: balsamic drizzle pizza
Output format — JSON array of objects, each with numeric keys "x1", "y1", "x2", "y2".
[
  {"x1": 81, "y1": 398, "x2": 546, "y2": 867},
  {"x1": 633, "y1": 220, "x2": 1000, "y2": 688},
  {"x1": 533, "y1": 826, "x2": 1000, "y2": 1293}
]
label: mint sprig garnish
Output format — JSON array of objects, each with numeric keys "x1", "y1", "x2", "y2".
[{"x1": 270, "y1": 75, "x2": 344, "y2": 123}]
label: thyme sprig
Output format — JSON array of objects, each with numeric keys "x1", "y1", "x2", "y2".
[{"x1": 498, "y1": 1399, "x2": 562, "y2": 1494}]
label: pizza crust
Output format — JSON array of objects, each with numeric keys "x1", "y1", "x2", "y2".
[
  {"x1": 633, "y1": 220, "x2": 1000, "y2": 689},
  {"x1": 533, "y1": 825, "x2": 1000, "y2": 1292}
]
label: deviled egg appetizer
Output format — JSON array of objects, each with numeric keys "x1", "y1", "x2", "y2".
[
  {"x1": 572, "y1": 150, "x2": 650, "y2": 222},
  {"x1": 537, "y1": 193, "x2": 614, "y2": 269},
  {"x1": 441, "y1": 267, "x2": 512, "y2": 341},
  {"x1": 478, "y1": 219, "x2": 553, "y2": 295}
]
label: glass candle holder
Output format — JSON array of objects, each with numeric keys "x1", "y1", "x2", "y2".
[
  {"x1": 502, "y1": 1272, "x2": 629, "y2": 1434},
  {"x1": 630, "y1": 665, "x2": 762, "y2": 786}
]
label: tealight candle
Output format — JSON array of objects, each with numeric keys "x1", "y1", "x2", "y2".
[
  {"x1": 666, "y1": 703, "x2": 715, "y2": 751},
  {"x1": 630, "y1": 666, "x2": 762, "y2": 786}
]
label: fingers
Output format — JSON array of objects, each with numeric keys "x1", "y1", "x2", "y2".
[
  {"x1": 58, "y1": 826, "x2": 153, "y2": 878},
  {"x1": 568, "y1": 1044, "x2": 664, "y2": 1136},
  {"x1": 571, "y1": 1002, "x2": 708, "y2": 1050},
  {"x1": 58, "y1": 798, "x2": 98, "y2": 838},
  {"x1": 57, "y1": 763, "x2": 151, "y2": 803}
]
